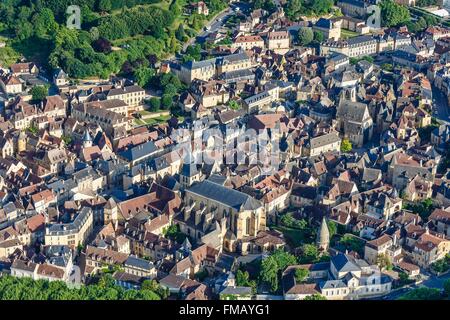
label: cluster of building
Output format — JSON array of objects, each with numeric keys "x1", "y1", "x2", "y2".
[{"x1": 0, "y1": 2, "x2": 449, "y2": 301}]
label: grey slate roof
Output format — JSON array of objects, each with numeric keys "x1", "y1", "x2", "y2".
[
  {"x1": 331, "y1": 253, "x2": 361, "y2": 274},
  {"x1": 118, "y1": 141, "x2": 158, "y2": 162},
  {"x1": 187, "y1": 180, "x2": 262, "y2": 211},
  {"x1": 125, "y1": 255, "x2": 154, "y2": 271}
]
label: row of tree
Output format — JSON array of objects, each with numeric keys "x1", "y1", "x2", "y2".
[{"x1": 0, "y1": 274, "x2": 163, "y2": 300}]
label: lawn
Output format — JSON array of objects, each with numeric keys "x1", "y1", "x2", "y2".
[
  {"x1": 273, "y1": 226, "x2": 310, "y2": 248},
  {"x1": 341, "y1": 29, "x2": 359, "y2": 39},
  {"x1": 134, "y1": 114, "x2": 171, "y2": 127}
]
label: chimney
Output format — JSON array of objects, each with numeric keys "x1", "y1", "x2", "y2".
[
  {"x1": 183, "y1": 207, "x2": 191, "y2": 221},
  {"x1": 195, "y1": 210, "x2": 202, "y2": 226}
]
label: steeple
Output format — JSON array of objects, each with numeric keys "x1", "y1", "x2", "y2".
[
  {"x1": 316, "y1": 217, "x2": 330, "y2": 251},
  {"x1": 83, "y1": 129, "x2": 92, "y2": 148}
]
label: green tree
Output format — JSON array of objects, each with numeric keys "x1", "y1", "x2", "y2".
[
  {"x1": 313, "y1": 30, "x2": 324, "y2": 43},
  {"x1": 175, "y1": 24, "x2": 186, "y2": 42},
  {"x1": 260, "y1": 255, "x2": 280, "y2": 292},
  {"x1": 285, "y1": 0, "x2": 303, "y2": 21},
  {"x1": 399, "y1": 287, "x2": 442, "y2": 300},
  {"x1": 30, "y1": 86, "x2": 48, "y2": 102},
  {"x1": 294, "y1": 268, "x2": 309, "y2": 283},
  {"x1": 33, "y1": 8, "x2": 58, "y2": 38},
  {"x1": 443, "y1": 279, "x2": 450, "y2": 297},
  {"x1": 311, "y1": 0, "x2": 333, "y2": 15},
  {"x1": 297, "y1": 27, "x2": 314, "y2": 46},
  {"x1": 341, "y1": 138, "x2": 352, "y2": 152},
  {"x1": 340, "y1": 234, "x2": 365, "y2": 254},
  {"x1": 328, "y1": 221, "x2": 337, "y2": 239},
  {"x1": 228, "y1": 100, "x2": 240, "y2": 110},
  {"x1": 134, "y1": 66, "x2": 155, "y2": 88},
  {"x1": 376, "y1": 253, "x2": 392, "y2": 270},
  {"x1": 380, "y1": 0, "x2": 411, "y2": 27},
  {"x1": 260, "y1": 250, "x2": 297, "y2": 293},
  {"x1": 299, "y1": 244, "x2": 319, "y2": 264},
  {"x1": 148, "y1": 97, "x2": 161, "y2": 112},
  {"x1": 98, "y1": 0, "x2": 112, "y2": 12}
]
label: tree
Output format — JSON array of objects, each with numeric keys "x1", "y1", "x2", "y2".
[
  {"x1": 285, "y1": 0, "x2": 303, "y2": 21},
  {"x1": 303, "y1": 294, "x2": 327, "y2": 300},
  {"x1": 98, "y1": 0, "x2": 112, "y2": 13},
  {"x1": 161, "y1": 94, "x2": 174, "y2": 109},
  {"x1": 92, "y1": 37, "x2": 112, "y2": 53},
  {"x1": 443, "y1": 279, "x2": 450, "y2": 297},
  {"x1": 30, "y1": 86, "x2": 48, "y2": 102},
  {"x1": 376, "y1": 253, "x2": 393, "y2": 270},
  {"x1": 175, "y1": 24, "x2": 186, "y2": 42},
  {"x1": 185, "y1": 44, "x2": 202, "y2": 61},
  {"x1": 260, "y1": 250, "x2": 297, "y2": 293},
  {"x1": 399, "y1": 287, "x2": 442, "y2": 300},
  {"x1": 148, "y1": 97, "x2": 161, "y2": 112},
  {"x1": 380, "y1": 0, "x2": 411, "y2": 27},
  {"x1": 340, "y1": 234, "x2": 365, "y2": 255},
  {"x1": 33, "y1": 8, "x2": 58, "y2": 38},
  {"x1": 236, "y1": 270, "x2": 250, "y2": 286},
  {"x1": 299, "y1": 244, "x2": 319, "y2": 264},
  {"x1": 228, "y1": 100, "x2": 240, "y2": 110},
  {"x1": 313, "y1": 30, "x2": 324, "y2": 43},
  {"x1": 260, "y1": 255, "x2": 280, "y2": 292},
  {"x1": 134, "y1": 66, "x2": 155, "y2": 88},
  {"x1": 297, "y1": 27, "x2": 314, "y2": 46},
  {"x1": 328, "y1": 221, "x2": 337, "y2": 239},
  {"x1": 341, "y1": 139, "x2": 352, "y2": 153},
  {"x1": 311, "y1": 0, "x2": 334, "y2": 15},
  {"x1": 294, "y1": 268, "x2": 309, "y2": 283}
]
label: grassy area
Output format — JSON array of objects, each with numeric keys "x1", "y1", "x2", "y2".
[
  {"x1": 0, "y1": 46, "x2": 21, "y2": 67},
  {"x1": 341, "y1": 29, "x2": 359, "y2": 39},
  {"x1": 273, "y1": 226, "x2": 310, "y2": 248},
  {"x1": 134, "y1": 114, "x2": 171, "y2": 126}
]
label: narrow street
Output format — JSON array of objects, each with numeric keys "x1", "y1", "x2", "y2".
[
  {"x1": 432, "y1": 85, "x2": 450, "y2": 125},
  {"x1": 379, "y1": 272, "x2": 450, "y2": 300}
]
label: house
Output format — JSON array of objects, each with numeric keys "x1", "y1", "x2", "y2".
[
  {"x1": 429, "y1": 208, "x2": 450, "y2": 237},
  {"x1": 10, "y1": 62, "x2": 38, "y2": 75},
  {"x1": 321, "y1": 35, "x2": 378, "y2": 58},
  {"x1": 267, "y1": 31, "x2": 291, "y2": 54},
  {"x1": 303, "y1": 132, "x2": 341, "y2": 157},
  {"x1": 313, "y1": 18, "x2": 342, "y2": 41},
  {"x1": 53, "y1": 68, "x2": 68, "y2": 87},
  {"x1": 170, "y1": 243, "x2": 219, "y2": 279},
  {"x1": 184, "y1": 179, "x2": 266, "y2": 252},
  {"x1": 336, "y1": 99, "x2": 374, "y2": 148},
  {"x1": 187, "y1": 1, "x2": 209, "y2": 16},
  {"x1": 0, "y1": 74, "x2": 22, "y2": 94},
  {"x1": 410, "y1": 230, "x2": 450, "y2": 268},
  {"x1": 123, "y1": 255, "x2": 157, "y2": 279},
  {"x1": 84, "y1": 245, "x2": 129, "y2": 275},
  {"x1": 231, "y1": 35, "x2": 265, "y2": 51},
  {"x1": 364, "y1": 234, "x2": 402, "y2": 265},
  {"x1": 336, "y1": 0, "x2": 370, "y2": 18},
  {"x1": 45, "y1": 207, "x2": 94, "y2": 248},
  {"x1": 283, "y1": 252, "x2": 392, "y2": 300}
]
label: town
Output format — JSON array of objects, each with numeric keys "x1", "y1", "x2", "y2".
[{"x1": 0, "y1": 0, "x2": 449, "y2": 301}]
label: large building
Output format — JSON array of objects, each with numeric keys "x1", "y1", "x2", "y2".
[
  {"x1": 184, "y1": 179, "x2": 266, "y2": 252},
  {"x1": 45, "y1": 207, "x2": 94, "y2": 248},
  {"x1": 321, "y1": 35, "x2": 378, "y2": 57}
]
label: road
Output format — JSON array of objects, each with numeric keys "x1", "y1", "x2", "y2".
[
  {"x1": 432, "y1": 85, "x2": 450, "y2": 125},
  {"x1": 179, "y1": 2, "x2": 252, "y2": 54},
  {"x1": 381, "y1": 272, "x2": 450, "y2": 300}
]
